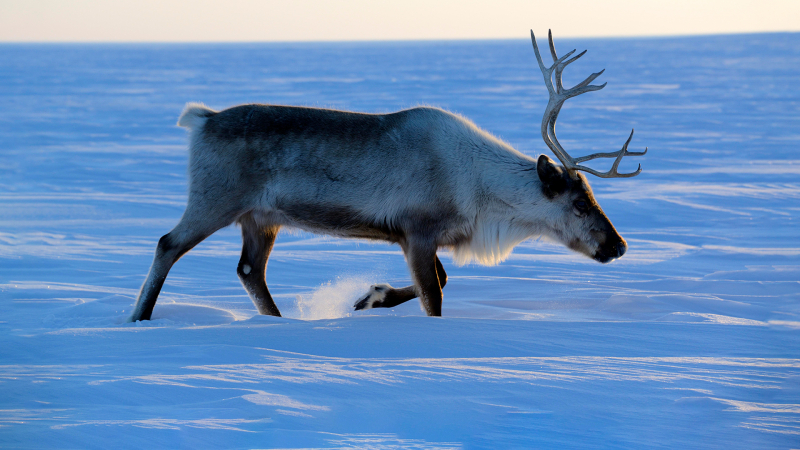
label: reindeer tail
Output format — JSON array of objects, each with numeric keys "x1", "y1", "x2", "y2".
[{"x1": 177, "y1": 103, "x2": 216, "y2": 129}]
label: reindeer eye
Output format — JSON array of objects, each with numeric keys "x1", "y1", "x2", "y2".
[{"x1": 574, "y1": 200, "x2": 588, "y2": 212}]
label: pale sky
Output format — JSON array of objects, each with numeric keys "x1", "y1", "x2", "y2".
[{"x1": 1, "y1": 0, "x2": 798, "y2": 42}]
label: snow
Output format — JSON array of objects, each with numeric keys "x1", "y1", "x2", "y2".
[{"x1": 1, "y1": 33, "x2": 799, "y2": 448}]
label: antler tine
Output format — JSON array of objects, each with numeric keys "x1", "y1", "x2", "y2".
[
  {"x1": 548, "y1": 29, "x2": 558, "y2": 62},
  {"x1": 530, "y1": 30, "x2": 552, "y2": 92},
  {"x1": 531, "y1": 30, "x2": 576, "y2": 95},
  {"x1": 554, "y1": 49, "x2": 605, "y2": 97},
  {"x1": 555, "y1": 50, "x2": 588, "y2": 92},
  {"x1": 572, "y1": 70, "x2": 605, "y2": 92},
  {"x1": 532, "y1": 29, "x2": 647, "y2": 179},
  {"x1": 563, "y1": 49, "x2": 587, "y2": 67},
  {"x1": 547, "y1": 29, "x2": 579, "y2": 94},
  {"x1": 571, "y1": 129, "x2": 648, "y2": 178},
  {"x1": 553, "y1": 54, "x2": 577, "y2": 93}
]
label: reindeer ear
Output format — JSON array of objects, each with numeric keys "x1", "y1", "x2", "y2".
[{"x1": 537, "y1": 154, "x2": 567, "y2": 198}]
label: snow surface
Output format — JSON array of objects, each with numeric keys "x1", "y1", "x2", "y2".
[{"x1": 1, "y1": 34, "x2": 799, "y2": 448}]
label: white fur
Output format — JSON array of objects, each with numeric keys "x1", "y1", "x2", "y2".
[
  {"x1": 452, "y1": 217, "x2": 535, "y2": 266},
  {"x1": 177, "y1": 102, "x2": 214, "y2": 129}
]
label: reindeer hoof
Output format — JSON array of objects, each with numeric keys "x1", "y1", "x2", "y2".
[{"x1": 353, "y1": 284, "x2": 393, "y2": 310}]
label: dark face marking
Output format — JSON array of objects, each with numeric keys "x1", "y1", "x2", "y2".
[
  {"x1": 587, "y1": 198, "x2": 626, "y2": 263},
  {"x1": 593, "y1": 231, "x2": 627, "y2": 263}
]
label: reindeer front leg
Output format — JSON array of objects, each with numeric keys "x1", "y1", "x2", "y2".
[
  {"x1": 403, "y1": 238, "x2": 443, "y2": 316},
  {"x1": 354, "y1": 256, "x2": 447, "y2": 311}
]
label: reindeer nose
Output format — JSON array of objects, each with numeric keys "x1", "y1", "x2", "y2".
[{"x1": 616, "y1": 241, "x2": 627, "y2": 257}]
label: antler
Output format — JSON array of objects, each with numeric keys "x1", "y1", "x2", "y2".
[{"x1": 531, "y1": 29, "x2": 647, "y2": 178}]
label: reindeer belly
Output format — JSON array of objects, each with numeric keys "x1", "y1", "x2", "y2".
[{"x1": 268, "y1": 200, "x2": 402, "y2": 242}]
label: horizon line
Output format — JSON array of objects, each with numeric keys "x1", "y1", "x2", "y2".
[{"x1": 2, "y1": 30, "x2": 797, "y2": 45}]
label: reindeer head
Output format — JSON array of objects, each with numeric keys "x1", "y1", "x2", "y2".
[
  {"x1": 536, "y1": 154, "x2": 627, "y2": 263},
  {"x1": 531, "y1": 30, "x2": 646, "y2": 263}
]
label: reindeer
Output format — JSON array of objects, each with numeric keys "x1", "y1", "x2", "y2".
[{"x1": 128, "y1": 30, "x2": 646, "y2": 322}]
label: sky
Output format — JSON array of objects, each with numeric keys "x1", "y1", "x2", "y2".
[{"x1": 1, "y1": 0, "x2": 798, "y2": 42}]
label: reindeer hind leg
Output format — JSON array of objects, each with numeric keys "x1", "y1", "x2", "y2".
[
  {"x1": 129, "y1": 201, "x2": 241, "y2": 322},
  {"x1": 237, "y1": 213, "x2": 281, "y2": 316}
]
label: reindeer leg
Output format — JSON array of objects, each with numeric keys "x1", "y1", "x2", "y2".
[
  {"x1": 354, "y1": 256, "x2": 447, "y2": 311},
  {"x1": 129, "y1": 202, "x2": 239, "y2": 322},
  {"x1": 405, "y1": 239, "x2": 443, "y2": 316},
  {"x1": 358, "y1": 238, "x2": 444, "y2": 315},
  {"x1": 237, "y1": 214, "x2": 281, "y2": 316}
]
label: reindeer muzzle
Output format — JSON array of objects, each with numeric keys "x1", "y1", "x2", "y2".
[{"x1": 594, "y1": 238, "x2": 627, "y2": 264}]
